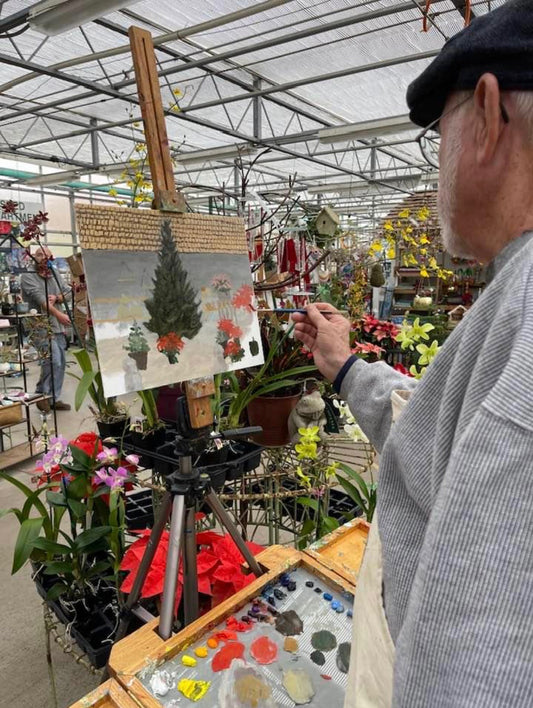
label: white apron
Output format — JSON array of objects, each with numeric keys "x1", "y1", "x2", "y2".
[
  {"x1": 344, "y1": 514, "x2": 395, "y2": 708},
  {"x1": 344, "y1": 390, "x2": 412, "y2": 708}
]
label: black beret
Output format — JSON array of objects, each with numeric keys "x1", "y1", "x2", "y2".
[{"x1": 407, "y1": 0, "x2": 533, "y2": 127}]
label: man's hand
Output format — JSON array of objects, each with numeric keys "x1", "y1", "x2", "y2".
[
  {"x1": 48, "y1": 295, "x2": 57, "y2": 306},
  {"x1": 56, "y1": 312, "x2": 70, "y2": 327},
  {"x1": 292, "y1": 303, "x2": 352, "y2": 383}
]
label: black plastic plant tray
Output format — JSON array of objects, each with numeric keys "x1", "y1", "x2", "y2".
[{"x1": 125, "y1": 489, "x2": 155, "y2": 529}]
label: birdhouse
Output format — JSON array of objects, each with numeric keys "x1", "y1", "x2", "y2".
[{"x1": 315, "y1": 206, "x2": 340, "y2": 237}]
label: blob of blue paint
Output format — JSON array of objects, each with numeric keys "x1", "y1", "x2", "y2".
[
  {"x1": 323, "y1": 592, "x2": 333, "y2": 601},
  {"x1": 347, "y1": 609, "x2": 353, "y2": 619}
]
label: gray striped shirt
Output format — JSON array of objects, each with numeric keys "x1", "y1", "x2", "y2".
[{"x1": 341, "y1": 232, "x2": 533, "y2": 707}]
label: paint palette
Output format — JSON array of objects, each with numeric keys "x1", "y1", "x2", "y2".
[{"x1": 114, "y1": 549, "x2": 356, "y2": 708}]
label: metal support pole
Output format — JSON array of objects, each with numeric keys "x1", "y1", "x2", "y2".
[
  {"x1": 90, "y1": 118, "x2": 99, "y2": 168},
  {"x1": 253, "y1": 78, "x2": 262, "y2": 140}
]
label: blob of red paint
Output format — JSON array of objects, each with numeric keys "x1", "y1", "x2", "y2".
[
  {"x1": 212, "y1": 641, "x2": 245, "y2": 672},
  {"x1": 212, "y1": 629, "x2": 238, "y2": 643},
  {"x1": 250, "y1": 635, "x2": 278, "y2": 665},
  {"x1": 321, "y1": 674, "x2": 332, "y2": 681},
  {"x1": 226, "y1": 616, "x2": 253, "y2": 633}
]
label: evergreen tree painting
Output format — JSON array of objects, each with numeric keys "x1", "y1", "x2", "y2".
[{"x1": 144, "y1": 220, "x2": 202, "y2": 364}]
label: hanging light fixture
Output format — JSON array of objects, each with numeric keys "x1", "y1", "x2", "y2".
[{"x1": 29, "y1": 0, "x2": 138, "y2": 36}]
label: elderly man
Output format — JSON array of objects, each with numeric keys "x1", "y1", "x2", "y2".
[
  {"x1": 21, "y1": 246, "x2": 71, "y2": 412},
  {"x1": 293, "y1": 3, "x2": 533, "y2": 707}
]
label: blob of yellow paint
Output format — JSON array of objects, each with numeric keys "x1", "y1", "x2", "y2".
[
  {"x1": 194, "y1": 646, "x2": 208, "y2": 658},
  {"x1": 181, "y1": 654, "x2": 197, "y2": 667},
  {"x1": 178, "y1": 678, "x2": 211, "y2": 701}
]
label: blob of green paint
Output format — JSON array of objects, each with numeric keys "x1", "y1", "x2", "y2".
[
  {"x1": 336, "y1": 642, "x2": 351, "y2": 674},
  {"x1": 310, "y1": 650, "x2": 325, "y2": 666},
  {"x1": 275, "y1": 610, "x2": 304, "y2": 636},
  {"x1": 311, "y1": 630, "x2": 337, "y2": 652}
]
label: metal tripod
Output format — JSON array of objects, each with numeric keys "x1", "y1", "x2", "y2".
[{"x1": 113, "y1": 443, "x2": 265, "y2": 647}]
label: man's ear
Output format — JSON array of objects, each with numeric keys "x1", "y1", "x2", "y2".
[{"x1": 473, "y1": 73, "x2": 505, "y2": 165}]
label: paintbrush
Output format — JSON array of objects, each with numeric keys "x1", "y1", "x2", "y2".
[{"x1": 271, "y1": 308, "x2": 341, "y2": 318}]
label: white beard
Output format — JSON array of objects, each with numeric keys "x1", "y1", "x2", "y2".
[{"x1": 437, "y1": 119, "x2": 474, "y2": 259}]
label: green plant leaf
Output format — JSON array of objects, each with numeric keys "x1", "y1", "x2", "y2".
[
  {"x1": 73, "y1": 526, "x2": 112, "y2": 551},
  {"x1": 46, "y1": 491, "x2": 67, "y2": 507},
  {"x1": 74, "y1": 371, "x2": 97, "y2": 411},
  {"x1": 32, "y1": 538, "x2": 72, "y2": 555},
  {"x1": 66, "y1": 474, "x2": 89, "y2": 500},
  {"x1": 297, "y1": 497, "x2": 319, "y2": 512},
  {"x1": 337, "y1": 462, "x2": 371, "y2": 501},
  {"x1": 321, "y1": 515, "x2": 340, "y2": 534},
  {"x1": 66, "y1": 498, "x2": 87, "y2": 519},
  {"x1": 46, "y1": 583, "x2": 68, "y2": 601},
  {"x1": 13, "y1": 518, "x2": 44, "y2": 573},
  {"x1": 70, "y1": 444, "x2": 93, "y2": 468},
  {"x1": 86, "y1": 559, "x2": 113, "y2": 577},
  {"x1": 336, "y1": 475, "x2": 367, "y2": 515},
  {"x1": 0, "y1": 507, "x2": 22, "y2": 522},
  {"x1": 42, "y1": 561, "x2": 74, "y2": 575}
]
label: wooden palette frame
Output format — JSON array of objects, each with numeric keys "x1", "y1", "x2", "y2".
[
  {"x1": 305, "y1": 517, "x2": 370, "y2": 587},
  {"x1": 111, "y1": 546, "x2": 356, "y2": 708},
  {"x1": 68, "y1": 678, "x2": 140, "y2": 708}
]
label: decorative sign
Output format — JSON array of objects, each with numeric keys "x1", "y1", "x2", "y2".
[
  {"x1": 76, "y1": 204, "x2": 264, "y2": 398},
  {"x1": 0, "y1": 198, "x2": 42, "y2": 225}
]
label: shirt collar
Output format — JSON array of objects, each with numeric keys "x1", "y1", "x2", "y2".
[{"x1": 487, "y1": 231, "x2": 533, "y2": 283}]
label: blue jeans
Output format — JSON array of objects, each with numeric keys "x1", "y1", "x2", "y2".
[{"x1": 36, "y1": 333, "x2": 67, "y2": 401}]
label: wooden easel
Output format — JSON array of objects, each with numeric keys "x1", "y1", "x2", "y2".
[{"x1": 128, "y1": 26, "x2": 214, "y2": 428}]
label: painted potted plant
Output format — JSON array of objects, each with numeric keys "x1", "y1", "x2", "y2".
[
  {"x1": 123, "y1": 320, "x2": 150, "y2": 370},
  {"x1": 227, "y1": 316, "x2": 318, "y2": 447},
  {"x1": 71, "y1": 348, "x2": 130, "y2": 440},
  {"x1": 144, "y1": 220, "x2": 202, "y2": 364},
  {"x1": 0, "y1": 432, "x2": 139, "y2": 667}
]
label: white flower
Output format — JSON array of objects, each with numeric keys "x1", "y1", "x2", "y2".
[{"x1": 344, "y1": 422, "x2": 369, "y2": 444}]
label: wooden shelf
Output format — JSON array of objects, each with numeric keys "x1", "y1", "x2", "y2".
[{"x1": 0, "y1": 442, "x2": 36, "y2": 468}]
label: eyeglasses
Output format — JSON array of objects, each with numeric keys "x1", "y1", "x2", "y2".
[{"x1": 415, "y1": 95, "x2": 510, "y2": 169}]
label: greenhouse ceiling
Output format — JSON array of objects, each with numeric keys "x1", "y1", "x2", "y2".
[{"x1": 0, "y1": 0, "x2": 505, "y2": 222}]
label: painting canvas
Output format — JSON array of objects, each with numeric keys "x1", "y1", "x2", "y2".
[{"x1": 76, "y1": 204, "x2": 264, "y2": 398}]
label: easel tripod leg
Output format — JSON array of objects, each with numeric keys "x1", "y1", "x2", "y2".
[
  {"x1": 183, "y1": 506, "x2": 199, "y2": 625},
  {"x1": 205, "y1": 490, "x2": 264, "y2": 578},
  {"x1": 159, "y1": 495, "x2": 186, "y2": 640}
]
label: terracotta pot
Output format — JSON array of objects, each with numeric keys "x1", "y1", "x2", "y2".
[
  {"x1": 128, "y1": 350, "x2": 148, "y2": 370},
  {"x1": 247, "y1": 393, "x2": 301, "y2": 447}
]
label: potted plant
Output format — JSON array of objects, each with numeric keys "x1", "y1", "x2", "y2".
[
  {"x1": 71, "y1": 348, "x2": 130, "y2": 440},
  {"x1": 227, "y1": 316, "x2": 318, "y2": 446},
  {"x1": 123, "y1": 321, "x2": 150, "y2": 370},
  {"x1": 129, "y1": 388, "x2": 167, "y2": 453},
  {"x1": 0, "y1": 432, "x2": 140, "y2": 667}
]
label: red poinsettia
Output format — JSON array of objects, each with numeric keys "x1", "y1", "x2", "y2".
[
  {"x1": 224, "y1": 338, "x2": 242, "y2": 357},
  {"x1": 374, "y1": 321, "x2": 400, "y2": 342},
  {"x1": 352, "y1": 341, "x2": 384, "y2": 357},
  {"x1": 157, "y1": 332, "x2": 185, "y2": 354},
  {"x1": 218, "y1": 318, "x2": 242, "y2": 338},
  {"x1": 71, "y1": 431, "x2": 103, "y2": 458},
  {"x1": 232, "y1": 285, "x2": 255, "y2": 313},
  {"x1": 394, "y1": 363, "x2": 414, "y2": 377},
  {"x1": 120, "y1": 530, "x2": 263, "y2": 611}
]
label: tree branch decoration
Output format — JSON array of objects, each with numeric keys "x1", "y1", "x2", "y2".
[{"x1": 144, "y1": 220, "x2": 202, "y2": 364}]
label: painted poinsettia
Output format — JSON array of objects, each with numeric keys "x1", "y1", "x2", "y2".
[
  {"x1": 216, "y1": 318, "x2": 245, "y2": 363},
  {"x1": 232, "y1": 284, "x2": 255, "y2": 313},
  {"x1": 156, "y1": 332, "x2": 185, "y2": 364},
  {"x1": 212, "y1": 273, "x2": 232, "y2": 295}
]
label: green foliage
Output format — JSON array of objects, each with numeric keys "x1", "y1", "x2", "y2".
[
  {"x1": 124, "y1": 321, "x2": 150, "y2": 354},
  {"x1": 135, "y1": 388, "x2": 164, "y2": 432},
  {"x1": 144, "y1": 220, "x2": 202, "y2": 340},
  {"x1": 0, "y1": 436, "x2": 130, "y2": 600},
  {"x1": 69, "y1": 348, "x2": 127, "y2": 422}
]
